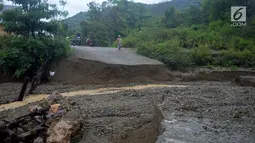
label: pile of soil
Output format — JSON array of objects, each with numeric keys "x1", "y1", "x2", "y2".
[{"x1": 50, "y1": 57, "x2": 174, "y2": 85}]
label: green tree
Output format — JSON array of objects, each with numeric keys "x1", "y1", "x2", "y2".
[
  {"x1": 0, "y1": 0, "x2": 70, "y2": 77},
  {"x1": 184, "y1": 5, "x2": 206, "y2": 26},
  {"x1": 163, "y1": 7, "x2": 184, "y2": 28},
  {"x1": 80, "y1": 0, "x2": 149, "y2": 46},
  {"x1": 2, "y1": 0, "x2": 67, "y2": 37}
]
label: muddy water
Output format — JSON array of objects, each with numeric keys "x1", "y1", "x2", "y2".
[
  {"x1": 157, "y1": 113, "x2": 253, "y2": 143},
  {"x1": 0, "y1": 84, "x2": 186, "y2": 112},
  {"x1": 157, "y1": 113, "x2": 213, "y2": 143}
]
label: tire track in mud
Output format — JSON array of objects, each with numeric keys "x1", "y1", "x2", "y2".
[{"x1": 0, "y1": 84, "x2": 186, "y2": 112}]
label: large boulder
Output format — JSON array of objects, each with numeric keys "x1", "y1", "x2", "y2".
[{"x1": 46, "y1": 111, "x2": 82, "y2": 143}]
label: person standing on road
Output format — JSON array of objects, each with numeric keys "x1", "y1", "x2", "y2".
[{"x1": 117, "y1": 35, "x2": 122, "y2": 50}]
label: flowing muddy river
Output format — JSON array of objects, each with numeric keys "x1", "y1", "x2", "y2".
[{"x1": 0, "y1": 82, "x2": 254, "y2": 143}]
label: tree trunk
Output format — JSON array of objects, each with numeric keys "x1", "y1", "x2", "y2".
[
  {"x1": 27, "y1": 60, "x2": 50, "y2": 94},
  {"x1": 18, "y1": 77, "x2": 30, "y2": 101}
]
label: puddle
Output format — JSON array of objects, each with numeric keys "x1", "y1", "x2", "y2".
[{"x1": 0, "y1": 84, "x2": 186, "y2": 112}]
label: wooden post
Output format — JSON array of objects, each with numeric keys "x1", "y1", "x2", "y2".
[{"x1": 18, "y1": 77, "x2": 30, "y2": 101}]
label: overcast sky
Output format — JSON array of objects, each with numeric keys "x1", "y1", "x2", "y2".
[{"x1": 5, "y1": 0, "x2": 168, "y2": 17}]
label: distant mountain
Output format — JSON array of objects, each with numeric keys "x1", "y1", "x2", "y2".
[
  {"x1": 145, "y1": 0, "x2": 193, "y2": 16},
  {"x1": 63, "y1": 12, "x2": 87, "y2": 32},
  {"x1": 63, "y1": 0, "x2": 194, "y2": 31}
]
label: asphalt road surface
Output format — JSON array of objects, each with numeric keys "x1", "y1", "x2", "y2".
[{"x1": 72, "y1": 46, "x2": 163, "y2": 65}]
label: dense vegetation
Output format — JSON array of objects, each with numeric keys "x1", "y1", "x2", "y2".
[
  {"x1": 0, "y1": 0, "x2": 70, "y2": 78},
  {"x1": 72, "y1": 0, "x2": 254, "y2": 69}
]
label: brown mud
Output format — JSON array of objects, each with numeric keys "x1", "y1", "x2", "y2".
[
  {"x1": 234, "y1": 76, "x2": 255, "y2": 87},
  {"x1": 0, "y1": 84, "x2": 171, "y2": 143},
  {"x1": 0, "y1": 82, "x2": 254, "y2": 143}
]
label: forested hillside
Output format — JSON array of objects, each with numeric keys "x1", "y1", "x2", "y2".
[
  {"x1": 66, "y1": 0, "x2": 255, "y2": 69},
  {"x1": 63, "y1": 11, "x2": 87, "y2": 32},
  {"x1": 63, "y1": 0, "x2": 192, "y2": 31},
  {"x1": 145, "y1": 0, "x2": 192, "y2": 16}
]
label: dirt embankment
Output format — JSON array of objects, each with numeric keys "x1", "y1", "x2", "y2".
[
  {"x1": 174, "y1": 68, "x2": 255, "y2": 82},
  {"x1": 50, "y1": 57, "x2": 174, "y2": 85},
  {"x1": 50, "y1": 57, "x2": 255, "y2": 85},
  {"x1": 2, "y1": 56, "x2": 255, "y2": 85},
  {"x1": 234, "y1": 76, "x2": 255, "y2": 87}
]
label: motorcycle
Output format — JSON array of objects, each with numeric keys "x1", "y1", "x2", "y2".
[{"x1": 71, "y1": 37, "x2": 81, "y2": 46}]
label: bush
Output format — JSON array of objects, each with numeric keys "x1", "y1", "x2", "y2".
[
  {"x1": 122, "y1": 36, "x2": 139, "y2": 48},
  {"x1": 212, "y1": 49, "x2": 255, "y2": 67},
  {"x1": 191, "y1": 45, "x2": 212, "y2": 66},
  {"x1": 137, "y1": 39, "x2": 193, "y2": 70},
  {"x1": 0, "y1": 36, "x2": 70, "y2": 77},
  {"x1": 234, "y1": 37, "x2": 254, "y2": 51}
]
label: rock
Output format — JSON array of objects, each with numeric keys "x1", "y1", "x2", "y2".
[
  {"x1": 49, "y1": 104, "x2": 61, "y2": 114},
  {"x1": 33, "y1": 137, "x2": 44, "y2": 143},
  {"x1": 29, "y1": 106, "x2": 43, "y2": 113},
  {"x1": 47, "y1": 91, "x2": 61, "y2": 103},
  {"x1": 16, "y1": 127, "x2": 25, "y2": 135},
  {"x1": 70, "y1": 101, "x2": 76, "y2": 105},
  {"x1": 46, "y1": 111, "x2": 81, "y2": 143}
]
